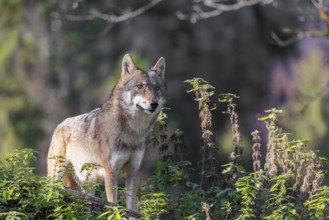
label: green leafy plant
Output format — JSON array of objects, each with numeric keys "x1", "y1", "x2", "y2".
[
  {"x1": 235, "y1": 175, "x2": 258, "y2": 219},
  {"x1": 0, "y1": 149, "x2": 68, "y2": 219},
  {"x1": 0, "y1": 149, "x2": 139, "y2": 219},
  {"x1": 219, "y1": 93, "x2": 245, "y2": 182},
  {"x1": 305, "y1": 186, "x2": 329, "y2": 219},
  {"x1": 2, "y1": 77, "x2": 329, "y2": 219},
  {"x1": 139, "y1": 192, "x2": 168, "y2": 220},
  {"x1": 97, "y1": 206, "x2": 128, "y2": 220},
  {"x1": 185, "y1": 78, "x2": 218, "y2": 187}
]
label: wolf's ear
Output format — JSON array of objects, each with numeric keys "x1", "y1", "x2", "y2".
[
  {"x1": 152, "y1": 57, "x2": 165, "y2": 80},
  {"x1": 122, "y1": 54, "x2": 137, "y2": 77}
]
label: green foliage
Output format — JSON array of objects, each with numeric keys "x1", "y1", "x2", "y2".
[
  {"x1": 80, "y1": 162, "x2": 102, "y2": 194},
  {"x1": 218, "y1": 93, "x2": 240, "y2": 104},
  {"x1": 0, "y1": 149, "x2": 141, "y2": 219},
  {"x1": 263, "y1": 174, "x2": 299, "y2": 219},
  {"x1": 0, "y1": 149, "x2": 67, "y2": 219},
  {"x1": 141, "y1": 77, "x2": 329, "y2": 219},
  {"x1": 97, "y1": 206, "x2": 128, "y2": 220},
  {"x1": 305, "y1": 186, "x2": 329, "y2": 219},
  {"x1": 185, "y1": 78, "x2": 216, "y2": 110},
  {"x1": 139, "y1": 193, "x2": 168, "y2": 220},
  {"x1": 185, "y1": 78, "x2": 219, "y2": 187},
  {"x1": 2, "y1": 77, "x2": 329, "y2": 219},
  {"x1": 235, "y1": 175, "x2": 258, "y2": 219}
]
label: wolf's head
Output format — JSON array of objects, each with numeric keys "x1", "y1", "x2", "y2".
[{"x1": 119, "y1": 54, "x2": 166, "y2": 115}]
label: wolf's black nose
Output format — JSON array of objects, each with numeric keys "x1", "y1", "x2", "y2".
[{"x1": 150, "y1": 102, "x2": 159, "y2": 110}]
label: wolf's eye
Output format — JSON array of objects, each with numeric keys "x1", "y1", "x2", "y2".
[
  {"x1": 137, "y1": 84, "x2": 143, "y2": 89},
  {"x1": 155, "y1": 86, "x2": 161, "y2": 92}
]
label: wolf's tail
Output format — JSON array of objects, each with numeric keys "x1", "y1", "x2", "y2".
[{"x1": 47, "y1": 126, "x2": 78, "y2": 189}]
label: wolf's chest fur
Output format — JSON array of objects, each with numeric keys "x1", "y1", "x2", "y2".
[{"x1": 120, "y1": 110, "x2": 154, "y2": 146}]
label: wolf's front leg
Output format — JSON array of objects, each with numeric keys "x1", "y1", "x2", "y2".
[
  {"x1": 104, "y1": 167, "x2": 118, "y2": 203},
  {"x1": 126, "y1": 171, "x2": 139, "y2": 212},
  {"x1": 126, "y1": 147, "x2": 145, "y2": 213}
]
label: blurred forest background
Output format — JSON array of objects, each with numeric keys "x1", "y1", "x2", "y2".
[{"x1": 1, "y1": 0, "x2": 329, "y2": 177}]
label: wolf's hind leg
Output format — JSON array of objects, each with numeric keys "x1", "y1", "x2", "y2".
[
  {"x1": 47, "y1": 127, "x2": 67, "y2": 180},
  {"x1": 63, "y1": 174, "x2": 79, "y2": 190}
]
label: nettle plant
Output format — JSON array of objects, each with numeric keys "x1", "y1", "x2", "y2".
[
  {"x1": 153, "y1": 77, "x2": 329, "y2": 219},
  {"x1": 1, "y1": 77, "x2": 329, "y2": 220}
]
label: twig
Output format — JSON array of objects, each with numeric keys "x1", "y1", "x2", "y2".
[
  {"x1": 177, "y1": 0, "x2": 274, "y2": 23},
  {"x1": 65, "y1": 0, "x2": 162, "y2": 23},
  {"x1": 64, "y1": 189, "x2": 143, "y2": 219},
  {"x1": 270, "y1": 32, "x2": 304, "y2": 47},
  {"x1": 271, "y1": 28, "x2": 329, "y2": 47},
  {"x1": 310, "y1": 0, "x2": 324, "y2": 9}
]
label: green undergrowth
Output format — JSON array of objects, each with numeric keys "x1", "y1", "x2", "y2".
[
  {"x1": 0, "y1": 148, "x2": 166, "y2": 220},
  {"x1": 1, "y1": 77, "x2": 329, "y2": 219}
]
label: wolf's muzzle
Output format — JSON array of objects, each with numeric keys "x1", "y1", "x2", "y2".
[{"x1": 150, "y1": 102, "x2": 159, "y2": 111}]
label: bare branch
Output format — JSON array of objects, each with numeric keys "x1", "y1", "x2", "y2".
[
  {"x1": 310, "y1": 0, "x2": 324, "y2": 9},
  {"x1": 271, "y1": 27, "x2": 329, "y2": 47},
  {"x1": 177, "y1": 0, "x2": 274, "y2": 23},
  {"x1": 270, "y1": 32, "x2": 305, "y2": 47},
  {"x1": 64, "y1": 189, "x2": 143, "y2": 219},
  {"x1": 97, "y1": 23, "x2": 115, "y2": 38},
  {"x1": 271, "y1": 1, "x2": 329, "y2": 47},
  {"x1": 65, "y1": 0, "x2": 162, "y2": 23},
  {"x1": 283, "y1": 27, "x2": 329, "y2": 38}
]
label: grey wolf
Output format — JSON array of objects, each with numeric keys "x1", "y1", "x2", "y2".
[{"x1": 47, "y1": 54, "x2": 166, "y2": 213}]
